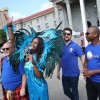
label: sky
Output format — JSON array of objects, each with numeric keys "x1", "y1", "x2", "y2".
[{"x1": 0, "y1": 0, "x2": 53, "y2": 21}]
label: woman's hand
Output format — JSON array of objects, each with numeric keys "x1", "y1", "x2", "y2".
[
  {"x1": 26, "y1": 54, "x2": 43, "y2": 77},
  {"x1": 26, "y1": 54, "x2": 33, "y2": 61},
  {"x1": 26, "y1": 54, "x2": 36, "y2": 64},
  {"x1": 4, "y1": 13, "x2": 13, "y2": 25}
]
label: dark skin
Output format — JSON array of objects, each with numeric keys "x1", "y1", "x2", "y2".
[
  {"x1": 25, "y1": 39, "x2": 43, "y2": 78},
  {"x1": 26, "y1": 54, "x2": 43, "y2": 78},
  {"x1": 83, "y1": 26, "x2": 100, "y2": 79}
]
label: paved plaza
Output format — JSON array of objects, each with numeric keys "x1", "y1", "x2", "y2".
[
  {"x1": 0, "y1": 65, "x2": 87, "y2": 100},
  {"x1": 0, "y1": 39, "x2": 88, "y2": 100},
  {"x1": 47, "y1": 67, "x2": 87, "y2": 100},
  {"x1": 1, "y1": 40, "x2": 99, "y2": 100}
]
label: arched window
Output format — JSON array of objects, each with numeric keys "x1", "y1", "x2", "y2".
[
  {"x1": 87, "y1": 21, "x2": 92, "y2": 28},
  {"x1": 97, "y1": 19, "x2": 99, "y2": 27}
]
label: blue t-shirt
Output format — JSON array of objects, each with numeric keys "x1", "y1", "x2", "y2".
[
  {"x1": 1, "y1": 57, "x2": 25, "y2": 90},
  {"x1": 85, "y1": 43, "x2": 100, "y2": 83},
  {"x1": 61, "y1": 40, "x2": 84, "y2": 76}
]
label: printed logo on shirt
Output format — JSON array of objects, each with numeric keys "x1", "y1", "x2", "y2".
[
  {"x1": 70, "y1": 48, "x2": 73, "y2": 52},
  {"x1": 87, "y1": 51, "x2": 93, "y2": 59},
  {"x1": 87, "y1": 51, "x2": 99, "y2": 59}
]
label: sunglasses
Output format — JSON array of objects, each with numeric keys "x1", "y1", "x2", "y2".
[
  {"x1": 2, "y1": 47, "x2": 13, "y2": 51},
  {"x1": 2, "y1": 48, "x2": 10, "y2": 51},
  {"x1": 85, "y1": 32, "x2": 91, "y2": 36},
  {"x1": 63, "y1": 32, "x2": 71, "y2": 36}
]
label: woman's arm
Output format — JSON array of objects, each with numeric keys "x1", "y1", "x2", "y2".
[
  {"x1": 4, "y1": 13, "x2": 15, "y2": 45},
  {"x1": 26, "y1": 54, "x2": 43, "y2": 78},
  {"x1": 32, "y1": 63, "x2": 43, "y2": 78}
]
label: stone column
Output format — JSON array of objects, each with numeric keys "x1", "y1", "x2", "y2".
[
  {"x1": 53, "y1": 3, "x2": 60, "y2": 28},
  {"x1": 65, "y1": 0, "x2": 73, "y2": 29},
  {"x1": 79, "y1": 0, "x2": 88, "y2": 47},
  {"x1": 96, "y1": 0, "x2": 100, "y2": 26},
  {"x1": 62, "y1": 6, "x2": 69, "y2": 28}
]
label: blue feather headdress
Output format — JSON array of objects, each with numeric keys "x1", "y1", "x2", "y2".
[{"x1": 9, "y1": 27, "x2": 65, "y2": 77}]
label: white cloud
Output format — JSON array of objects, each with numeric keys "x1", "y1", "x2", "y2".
[
  {"x1": 9, "y1": 2, "x2": 53, "y2": 21},
  {"x1": 39, "y1": 2, "x2": 53, "y2": 11},
  {"x1": 9, "y1": 12, "x2": 26, "y2": 21}
]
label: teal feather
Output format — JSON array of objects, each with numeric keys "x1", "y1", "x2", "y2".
[{"x1": 10, "y1": 27, "x2": 65, "y2": 77}]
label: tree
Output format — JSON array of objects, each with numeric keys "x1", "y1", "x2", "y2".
[{"x1": 0, "y1": 29, "x2": 7, "y2": 47}]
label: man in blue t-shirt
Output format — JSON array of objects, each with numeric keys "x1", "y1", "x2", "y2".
[
  {"x1": 83, "y1": 26, "x2": 100, "y2": 100},
  {"x1": 57, "y1": 27, "x2": 84, "y2": 100},
  {"x1": 0, "y1": 13, "x2": 29, "y2": 100},
  {"x1": 1, "y1": 42, "x2": 29, "y2": 100}
]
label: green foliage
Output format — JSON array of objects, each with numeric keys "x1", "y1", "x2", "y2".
[{"x1": 0, "y1": 29, "x2": 7, "y2": 47}]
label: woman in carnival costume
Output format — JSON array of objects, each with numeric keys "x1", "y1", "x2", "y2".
[
  {"x1": 4, "y1": 13, "x2": 64, "y2": 100},
  {"x1": 24, "y1": 37, "x2": 49, "y2": 100}
]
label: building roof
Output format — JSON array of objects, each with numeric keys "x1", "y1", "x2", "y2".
[
  {"x1": 13, "y1": 7, "x2": 55, "y2": 24},
  {"x1": 13, "y1": 6, "x2": 62, "y2": 24}
]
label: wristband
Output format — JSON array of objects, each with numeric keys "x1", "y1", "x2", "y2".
[
  {"x1": 30, "y1": 60, "x2": 36, "y2": 65},
  {"x1": 32, "y1": 61, "x2": 36, "y2": 65},
  {"x1": 7, "y1": 24, "x2": 12, "y2": 27}
]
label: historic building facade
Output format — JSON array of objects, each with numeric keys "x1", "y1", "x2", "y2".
[
  {"x1": 13, "y1": 0, "x2": 100, "y2": 33},
  {"x1": 49, "y1": 0, "x2": 100, "y2": 32},
  {"x1": 13, "y1": 7, "x2": 64, "y2": 32},
  {"x1": 0, "y1": 7, "x2": 8, "y2": 29}
]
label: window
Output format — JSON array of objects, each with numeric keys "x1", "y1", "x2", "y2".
[
  {"x1": 53, "y1": 13, "x2": 55, "y2": 18},
  {"x1": 87, "y1": 21, "x2": 92, "y2": 28},
  {"x1": 97, "y1": 20, "x2": 99, "y2": 27},
  {"x1": 54, "y1": 21, "x2": 57, "y2": 27},
  {"x1": 44, "y1": 16, "x2": 47, "y2": 21},
  {"x1": 45, "y1": 23, "x2": 49, "y2": 29},
  {"x1": 30, "y1": 21, "x2": 32, "y2": 26},
  {"x1": 18, "y1": 25, "x2": 20, "y2": 28},
  {"x1": 14, "y1": 25, "x2": 16, "y2": 29},
  {"x1": 24, "y1": 23, "x2": 26, "y2": 27},
  {"x1": 37, "y1": 25, "x2": 41, "y2": 31},
  {"x1": 21, "y1": 24, "x2": 23, "y2": 27},
  {"x1": 37, "y1": 19, "x2": 39, "y2": 23}
]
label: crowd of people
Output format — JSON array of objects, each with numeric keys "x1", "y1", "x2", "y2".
[{"x1": 0, "y1": 13, "x2": 100, "y2": 100}]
